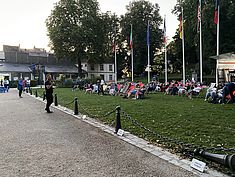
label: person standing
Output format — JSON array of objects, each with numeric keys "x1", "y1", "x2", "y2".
[
  {"x1": 26, "y1": 79, "x2": 31, "y2": 91},
  {"x1": 45, "y1": 74, "x2": 54, "y2": 113},
  {"x1": 4, "y1": 78, "x2": 9, "y2": 92},
  {"x1": 18, "y1": 78, "x2": 23, "y2": 98}
]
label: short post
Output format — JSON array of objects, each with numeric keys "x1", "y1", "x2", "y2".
[
  {"x1": 30, "y1": 88, "x2": 32, "y2": 95},
  {"x1": 115, "y1": 106, "x2": 121, "y2": 134},
  {"x1": 35, "y1": 90, "x2": 38, "y2": 97},
  {"x1": 194, "y1": 149, "x2": 235, "y2": 173},
  {"x1": 74, "y1": 97, "x2": 78, "y2": 115},
  {"x1": 54, "y1": 93, "x2": 58, "y2": 106},
  {"x1": 26, "y1": 88, "x2": 28, "y2": 93}
]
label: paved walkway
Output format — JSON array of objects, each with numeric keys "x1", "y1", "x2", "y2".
[{"x1": 0, "y1": 90, "x2": 225, "y2": 177}]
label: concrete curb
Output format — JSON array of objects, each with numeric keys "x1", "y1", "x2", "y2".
[{"x1": 28, "y1": 93, "x2": 229, "y2": 177}]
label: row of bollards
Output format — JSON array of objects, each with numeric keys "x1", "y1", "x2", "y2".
[{"x1": 31, "y1": 90, "x2": 120, "y2": 132}]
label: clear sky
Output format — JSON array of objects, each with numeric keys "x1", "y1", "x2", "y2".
[{"x1": 0, "y1": 0, "x2": 178, "y2": 52}]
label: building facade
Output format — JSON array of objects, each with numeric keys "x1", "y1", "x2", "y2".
[
  {"x1": 211, "y1": 53, "x2": 235, "y2": 83},
  {"x1": 0, "y1": 45, "x2": 115, "y2": 83},
  {"x1": 81, "y1": 62, "x2": 115, "y2": 82}
]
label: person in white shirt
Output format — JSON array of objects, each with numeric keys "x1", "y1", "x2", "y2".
[
  {"x1": 4, "y1": 78, "x2": 9, "y2": 92},
  {"x1": 26, "y1": 79, "x2": 31, "y2": 90}
]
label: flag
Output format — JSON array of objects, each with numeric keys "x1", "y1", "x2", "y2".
[
  {"x1": 179, "y1": 14, "x2": 183, "y2": 39},
  {"x1": 130, "y1": 25, "x2": 133, "y2": 49},
  {"x1": 147, "y1": 21, "x2": 150, "y2": 46},
  {"x1": 197, "y1": 0, "x2": 201, "y2": 33},
  {"x1": 163, "y1": 17, "x2": 167, "y2": 43},
  {"x1": 214, "y1": 0, "x2": 220, "y2": 24}
]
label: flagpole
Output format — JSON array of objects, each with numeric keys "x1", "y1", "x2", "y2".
[
  {"x1": 164, "y1": 15, "x2": 168, "y2": 83},
  {"x1": 147, "y1": 20, "x2": 150, "y2": 83},
  {"x1": 114, "y1": 27, "x2": 117, "y2": 83},
  {"x1": 199, "y1": 0, "x2": 203, "y2": 83},
  {"x1": 182, "y1": 8, "x2": 185, "y2": 85},
  {"x1": 114, "y1": 40, "x2": 117, "y2": 83},
  {"x1": 131, "y1": 24, "x2": 134, "y2": 82},
  {"x1": 216, "y1": 5, "x2": 220, "y2": 86}
]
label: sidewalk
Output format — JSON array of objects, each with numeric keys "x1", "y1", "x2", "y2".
[{"x1": 0, "y1": 90, "x2": 227, "y2": 177}]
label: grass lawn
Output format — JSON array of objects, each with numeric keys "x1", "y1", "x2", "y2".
[{"x1": 35, "y1": 88, "x2": 235, "y2": 152}]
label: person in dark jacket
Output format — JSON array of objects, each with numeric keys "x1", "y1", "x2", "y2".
[
  {"x1": 18, "y1": 78, "x2": 23, "y2": 98},
  {"x1": 45, "y1": 74, "x2": 54, "y2": 113}
]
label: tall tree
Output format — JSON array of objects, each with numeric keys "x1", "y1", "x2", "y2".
[
  {"x1": 46, "y1": 0, "x2": 101, "y2": 77},
  {"x1": 173, "y1": 0, "x2": 235, "y2": 76},
  {"x1": 120, "y1": 0, "x2": 163, "y2": 75}
]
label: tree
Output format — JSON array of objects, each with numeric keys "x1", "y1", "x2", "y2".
[
  {"x1": 172, "y1": 0, "x2": 235, "y2": 76},
  {"x1": 46, "y1": 0, "x2": 101, "y2": 77},
  {"x1": 120, "y1": 0, "x2": 163, "y2": 75}
]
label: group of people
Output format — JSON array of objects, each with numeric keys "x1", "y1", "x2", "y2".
[
  {"x1": 16, "y1": 74, "x2": 53, "y2": 113},
  {"x1": 205, "y1": 82, "x2": 235, "y2": 104},
  {"x1": 17, "y1": 78, "x2": 31, "y2": 98},
  {"x1": 146, "y1": 80, "x2": 203, "y2": 99},
  {"x1": 0, "y1": 78, "x2": 9, "y2": 92},
  {"x1": 83, "y1": 80, "x2": 146, "y2": 99}
]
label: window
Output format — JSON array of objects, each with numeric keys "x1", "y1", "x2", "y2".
[
  {"x1": 109, "y1": 75, "x2": 113, "y2": 81},
  {"x1": 90, "y1": 64, "x2": 94, "y2": 70},
  {"x1": 100, "y1": 64, "x2": 104, "y2": 71},
  {"x1": 91, "y1": 74, "x2": 95, "y2": 78},
  {"x1": 109, "y1": 65, "x2": 113, "y2": 71},
  {"x1": 100, "y1": 74, "x2": 104, "y2": 80}
]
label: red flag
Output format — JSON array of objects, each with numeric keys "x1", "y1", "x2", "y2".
[
  {"x1": 130, "y1": 25, "x2": 133, "y2": 49},
  {"x1": 214, "y1": 0, "x2": 220, "y2": 24}
]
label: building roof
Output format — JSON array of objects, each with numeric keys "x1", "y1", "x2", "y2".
[
  {"x1": 45, "y1": 65, "x2": 86, "y2": 74},
  {"x1": 0, "y1": 62, "x2": 86, "y2": 74},
  {"x1": 0, "y1": 63, "x2": 31, "y2": 72},
  {"x1": 210, "y1": 53, "x2": 235, "y2": 60}
]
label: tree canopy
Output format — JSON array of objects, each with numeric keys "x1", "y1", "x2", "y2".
[
  {"x1": 46, "y1": 0, "x2": 235, "y2": 79},
  {"x1": 172, "y1": 0, "x2": 235, "y2": 76}
]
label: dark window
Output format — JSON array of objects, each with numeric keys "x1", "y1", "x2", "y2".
[
  {"x1": 100, "y1": 64, "x2": 104, "y2": 71},
  {"x1": 109, "y1": 65, "x2": 113, "y2": 71}
]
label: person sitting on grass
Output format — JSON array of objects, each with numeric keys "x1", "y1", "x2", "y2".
[
  {"x1": 221, "y1": 82, "x2": 235, "y2": 104},
  {"x1": 187, "y1": 83, "x2": 202, "y2": 99},
  {"x1": 85, "y1": 83, "x2": 93, "y2": 94}
]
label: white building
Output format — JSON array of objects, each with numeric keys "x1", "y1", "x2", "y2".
[
  {"x1": 81, "y1": 62, "x2": 115, "y2": 82},
  {"x1": 211, "y1": 53, "x2": 235, "y2": 83}
]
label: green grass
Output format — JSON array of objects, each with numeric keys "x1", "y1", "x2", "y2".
[{"x1": 35, "y1": 88, "x2": 235, "y2": 151}]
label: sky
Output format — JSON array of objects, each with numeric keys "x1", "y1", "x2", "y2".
[{"x1": 0, "y1": 0, "x2": 178, "y2": 52}]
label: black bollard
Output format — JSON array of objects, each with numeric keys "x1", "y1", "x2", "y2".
[
  {"x1": 115, "y1": 106, "x2": 121, "y2": 134},
  {"x1": 43, "y1": 91, "x2": 46, "y2": 101},
  {"x1": 74, "y1": 97, "x2": 78, "y2": 115},
  {"x1": 54, "y1": 93, "x2": 58, "y2": 106},
  {"x1": 194, "y1": 149, "x2": 235, "y2": 172},
  {"x1": 30, "y1": 88, "x2": 32, "y2": 95},
  {"x1": 35, "y1": 90, "x2": 38, "y2": 97}
]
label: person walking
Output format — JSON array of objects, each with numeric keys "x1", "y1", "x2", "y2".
[
  {"x1": 45, "y1": 74, "x2": 54, "y2": 113},
  {"x1": 4, "y1": 78, "x2": 9, "y2": 92},
  {"x1": 26, "y1": 79, "x2": 31, "y2": 91},
  {"x1": 18, "y1": 78, "x2": 23, "y2": 98}
]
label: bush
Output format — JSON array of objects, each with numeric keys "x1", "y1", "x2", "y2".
[
  {"x1": 64, "y1": 79, "x2": 73, "y2": 88},
  {"x1": 9, "y1": 81, "x2": 18, "y2": 88},
  {"x1": 30, "y1": 80, "x2": 37, "y2": 87}
]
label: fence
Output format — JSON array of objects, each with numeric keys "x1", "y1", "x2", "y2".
[{"x1": 31, "y1": 89, "x2": 235, "y2": 175}]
